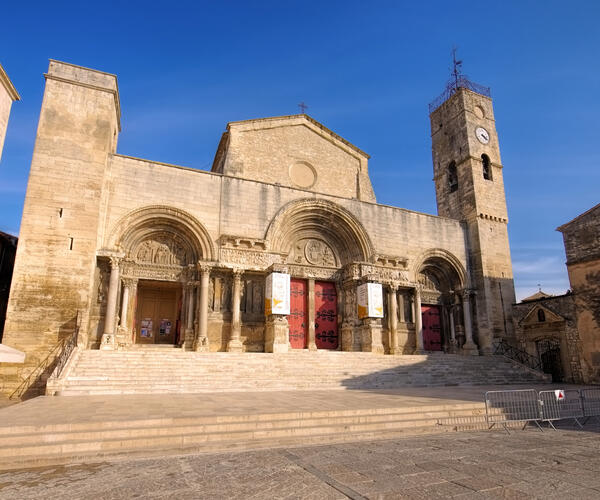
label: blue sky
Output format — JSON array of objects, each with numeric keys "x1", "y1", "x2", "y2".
[{"x1": 1, "y1": 1, "x2": 598, "y2": 301}]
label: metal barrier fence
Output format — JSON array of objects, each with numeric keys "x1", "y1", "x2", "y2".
[
  {"x1": 485, "y1": 389, "x2": 542, "y2": 433},
  {"x1": 539, "y1": 390, "x2": 583, "y2": 429},
  {"x1": 485, "y1": 388, "x2": 600, "y2": 434},
  {"x1": 581, "y1": 388, "x2": 600, "y2": 423}
]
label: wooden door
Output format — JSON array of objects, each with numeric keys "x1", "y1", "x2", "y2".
[
  {"x1": 315, "y1": 281, "x2": 338, "y2": 350},
  {"x1": 136, "y1": 286, "x2": 178, "y2": 344},
  {"x1": 421, "y1": 305, "x2": 442, "y2": 351},
  {"x1": 288, "y1": 279, "x2": 307, "y2": 349}
]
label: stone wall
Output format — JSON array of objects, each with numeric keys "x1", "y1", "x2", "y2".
[{"x1": 558, "y1": 204, "x2": 600, "y2": 382}]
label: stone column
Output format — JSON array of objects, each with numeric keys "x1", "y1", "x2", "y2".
[
  {"x1": 307, "y1": 278, "x2": 317, "y2": 351},
  {"x1": 448, "y1": 302, "x2": 457, "y2": 353},
  {"x1": 116, "y1": 278, "x2": 135, "y2": 346},
  {"x1": 388, "y1": 285, "x2": 399, "y2": 355},
  {"x1": 227, "y1": 269, "x2": 244, "y2": 352},
  {"x1": 101, "y1": 257, "x2": 120, "y2": 350},
  {"x1": 413, "y1": 286, "x2": 425, "y2": 354},
  {"x1": 195, "y1": 265, "x2": 210, "y2": 351},
  {"x1": 183, "y1": 283, "x2": 196, "y2": 350},
  {"x1": 128, "y1": 279, "x2": 138, "y2": 344},
  {"x1": 462, "y1": 290, "x2": 479, "y2": 355}
]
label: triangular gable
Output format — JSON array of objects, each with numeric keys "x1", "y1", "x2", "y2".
[{"x1": 520, "y1": 304, "x2": 566, "y2": 326}]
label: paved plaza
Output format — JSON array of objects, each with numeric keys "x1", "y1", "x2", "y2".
[{"x1": 1, "y1": 424, "x2": 599, "y2": 499}]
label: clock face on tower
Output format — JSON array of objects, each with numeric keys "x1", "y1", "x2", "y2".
[{"x1": 475, "y1": 127, "x2": 490, "y2": 144}]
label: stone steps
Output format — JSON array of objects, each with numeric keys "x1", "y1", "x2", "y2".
[
  {"x1": 0, "y1": 402, "x2": 488, "y2": 470},
  {"x1": 51, "y1": 350, "x2": 549, "y2": 396}
]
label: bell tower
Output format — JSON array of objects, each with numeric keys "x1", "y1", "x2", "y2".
[{"x1": 429, "y1": 60, "x2": 516, "y2": 353}]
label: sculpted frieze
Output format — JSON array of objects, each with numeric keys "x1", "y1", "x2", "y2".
[
  {"x1": 219, "y1": 248, "x2": 282, "y2": 268},
  {"x1": 122, "y1": 261, "x2": 186, "y2": 282}
]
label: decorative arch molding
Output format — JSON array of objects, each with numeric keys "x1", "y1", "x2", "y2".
[
  {"x1": 412, "y1": 248, "x2": 466, "y2": 291},
  {"x1": 106, "y1": 205, "x2": 215, "y2": 261},
  {"x1": 265, "y1": 198, "x2": 374, "y2": 265}
]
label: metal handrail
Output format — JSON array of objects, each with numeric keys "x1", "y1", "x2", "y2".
[
  {"x1": 429, "y1": 76, "x2": 492, "y2": 113},
  {"x1": 9, "y1": 312, "x2": 80, "y2": 400},
  {"x1": 493, "y1": 338, "x2": 542, "y2": 372}
]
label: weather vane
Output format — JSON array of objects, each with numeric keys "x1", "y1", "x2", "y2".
[
  {"x1": 451, "y1": 46, "x2": 463, "y2": 89},
  {"x1": 298, "y1": 102, "x2": 308, "y2": 114}
]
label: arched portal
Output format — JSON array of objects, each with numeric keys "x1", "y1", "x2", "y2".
[
  {"x1": 415, "y1": 250, "x2": 466, "y2": 352},
  {"x1": 265, "y1": 199, "x2": 373, "y2": 351},
  {"x1": 101, "y1": 206, "x2": 214, "y2": 349}
]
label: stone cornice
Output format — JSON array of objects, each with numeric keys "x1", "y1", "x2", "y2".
[{"x1": 0, "y1": 63, "x2": 20, "y2": 101}]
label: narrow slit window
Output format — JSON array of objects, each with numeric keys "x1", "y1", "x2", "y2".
[
  {"x1": 482, "y1": 154, "x2": 492, "y2": 180},
  {"x1": 448, "y1": 161, "x2": 458, "y2": 192},
  {"x1": 69, "y1": 237, "x2": 74, "y2": 250},
  {"x1": 537, "y1": 309, "x2": 546, "y2": 322}
]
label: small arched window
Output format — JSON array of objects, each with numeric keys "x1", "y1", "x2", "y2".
[
  {"x1": 448, "y1": 161, "x2": 458, "y2": 192},
  {"x1": 537, "y1": 309, "x2": 546, "y2": 322},
  {"x1": 482, "y1": 154, "x2": 492, "y2": 180}
]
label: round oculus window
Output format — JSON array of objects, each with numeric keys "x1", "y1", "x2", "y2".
[{"x1": 289, "y1": 162, "x2": 316, "y2": 188}]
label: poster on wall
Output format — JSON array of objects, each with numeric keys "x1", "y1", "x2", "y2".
[
  {"x1": 140, "y1": 318, "x2": 153, "y2": 338},
  {"x1": 357, "y1": 283, "x2": 384, "y2": 319},
  {"x1": 265, "y1": 272, "x2": 290, "y2": 315},
  {"x1": 159, "y1": 319, "x2": 172, "y2": 336}
]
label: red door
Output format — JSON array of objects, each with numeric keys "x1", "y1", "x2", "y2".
[
  {"x1": 422, "y1": 305, "x2": 442, "y2": 351},
  {"x1": 315, "y1": 281, "x2": 338, "y2": 350},
  {"x1": 289, "y1": 279, "x2": 307, "y2": 349}
]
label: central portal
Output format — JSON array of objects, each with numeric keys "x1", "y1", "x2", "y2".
[
  {"x1": 288, "y1": 279, "x2": 338, "y2": 350},
  {"x1": 135, "y1": 281, "x2": 181, "y2": 345}
]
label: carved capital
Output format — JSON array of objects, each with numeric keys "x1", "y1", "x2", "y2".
[
  {"x1": 109, "y1": 256, "x2": 122, "y2": 269},
  {"x1": 197, "y1": 261, "x2": 213, "y2": 275},
  {"x1": 121, "y1": 277, "x2": 138, "y2": 288},
  {"x1": 232, "y1": 268, "x2": 244, "y2": 280}
]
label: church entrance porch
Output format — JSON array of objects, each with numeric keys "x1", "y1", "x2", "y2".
[
  {"x1": 135, "y1": 281, "x2": 181, "y2": 345},
  {"x1": 287, "y1": 278, "x2": 338, "y2": 350}
]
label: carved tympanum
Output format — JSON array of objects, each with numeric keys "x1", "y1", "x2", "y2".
[
  {"x1": 134, "y1": 235, "x2": 189, "y2": 266},
  {"x1": 289, "y1": 238, "x2": 336, "y2": 267}
]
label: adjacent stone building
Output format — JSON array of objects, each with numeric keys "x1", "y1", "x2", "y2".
[
  {"x1": 558, "y1": 204, "x2": 600, "y2": 381},
  {"x1": 1, "y1": 61, "x2": 518, "y2": 395},
  {"x1": 0, "y1": 63, "x2": 19, "y2": 349},
  {"x1": 512, "y1": 204, "x2": 599, "y2": 384},
  {"x1": 0, "y1": 63, "x2": 20, "y2": 162}
]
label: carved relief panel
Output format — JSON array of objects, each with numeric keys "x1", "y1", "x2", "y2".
[
  {"x1": 241, "y1": 275, "x2": 265, "y2": 321},
  {"x1": 133, "y1": 233, "x2": 192, "y2": 267},
  {"x1": 209, "y1": 272, "x2": 232, "y2": 313},
  {"x1": 288, "y1": 238, "x2": 337, "y2": 267}
]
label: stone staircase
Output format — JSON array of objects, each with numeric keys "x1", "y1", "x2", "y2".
[
  {"x1": 0, "y1": 395, "x2": 491, "y2": 470},
  {"x1": 48, "y1": 349, "x2": 550, "y2": 396}
]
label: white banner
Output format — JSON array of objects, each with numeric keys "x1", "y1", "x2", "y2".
[
  {"x1": 265, "y1": 272, "x2": 290, "y2": 315},
  {"x1": 357, "y1": 282, "x2": 384, "y2": 319}
]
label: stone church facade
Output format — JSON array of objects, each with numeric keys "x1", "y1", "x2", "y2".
[{"x1": 1, "y1": 61, "x2": 517, "y2": 393}]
